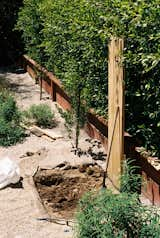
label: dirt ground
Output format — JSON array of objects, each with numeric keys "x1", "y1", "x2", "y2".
[
  {"x1": 34, "y1": 163, "x2": 104, "y2": 219},
  {"x1": 0, "y1": 67, "x2": 107, "y2": 238}
]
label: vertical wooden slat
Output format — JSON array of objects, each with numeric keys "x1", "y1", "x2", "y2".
[
  {"x1": 51, "y1": 80, "x2": 56, "y2": 101},
  {"x1": 107, "y1": 38, "x2": 124, "y2": 188}
]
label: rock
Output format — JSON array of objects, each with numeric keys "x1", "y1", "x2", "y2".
[
  {"x1": 30, "y1": 127, "x2": 44, "y2": 137},
  {"x1": 85, "y1": 138, "x2": 92, "y2": 142},
  {"x1": 55, "y1": 162, "x2": 68, "y2": 168},
  {"x1": 26, "y1": 151, "x2": 34, "y2": 156},
  {"x1": 78, "y1": 164, "x2": 86, "y2": 173},
  {"x1": 86, "y1": 166, "x2": 94, "y2": 175},
  {"x1": 79, "y1": 162, "x2": 99, "y2": 173},
  {"x1": 25, "y1": 130, "x2": 31, "y2": 136},
  {"x1": 79, "y1": 163, "x2": 94, "y2": 173},
  {"x1": 36, "y1": 148, "x2": 44, "y2": 156},
  {"x1": 93, "y1": 171, "x2": 101, "y2": 178},
  {"x1": 63, "y1": 165, "x2": 72, "y2": 170}
]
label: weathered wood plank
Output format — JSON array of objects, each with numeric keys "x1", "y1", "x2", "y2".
[{"x1": 107, "y1": 38, "x2": 124, "y2": 188}]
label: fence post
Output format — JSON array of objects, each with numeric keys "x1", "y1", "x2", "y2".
[
  {"x1": 107, "y1": 38, "x2": 124, "y2": 189},
  {"x1": 51, "y1": 80, "x2": 56, "y2": 101}
]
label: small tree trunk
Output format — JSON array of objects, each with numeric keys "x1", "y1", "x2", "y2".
[
  {"x1": 75, "y1": 87, "x2": 81, "y2": 152},
  {"x1": 40, "y1": 77, "x2": 42, "y2": 100}
]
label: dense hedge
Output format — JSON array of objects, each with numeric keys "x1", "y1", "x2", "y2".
[{"x1": 16, "y1": 0, "x2": 160, "y2": 156}]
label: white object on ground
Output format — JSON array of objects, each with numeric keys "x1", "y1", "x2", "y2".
[{"x1": 0, "y1": 157, "x2": 20, "y2": 189}]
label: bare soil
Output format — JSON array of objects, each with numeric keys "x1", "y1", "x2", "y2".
[{"x1": 34, "y1": 163, "x2": 104, "y2": 219}]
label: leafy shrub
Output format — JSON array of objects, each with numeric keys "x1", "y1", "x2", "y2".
[
  {"x1": 24, "y1": 104, "x2": 55, "y2": 128},
  {"x1": 76, "y1": 190, "x2": 160, "y2": 238},
  {"x1": 0, "y1": 92, "x2": 25, "y2": 146},
  {"x1": 0, "y1": 91, "x2": 21, "y2": 122},
  {"x1": 0, "y1": 96, "x2": 19, "y2": 123},
  {"x1": 0, "y1": 118, "x2": 24, "y2": 146},
  {"x1": 15, "y1": 0, "x2": 45, "y2": 65},
  {"x1": 76, "y1": 162, "x2": 160, "y2": 237}
]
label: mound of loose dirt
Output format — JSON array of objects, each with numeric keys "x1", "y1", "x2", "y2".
[{"x1": 34, "y1": 162, "x2": 104, "y2": 218}]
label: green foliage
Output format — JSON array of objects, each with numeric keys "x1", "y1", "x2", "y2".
[
  {"x1": 0, "y1": 91, "x2": 20, "y2": 123},
  {"x1": 16, "y1": 0, "x2": 108, "y2": 113},
  {"x1": 0, "y1": 118, "x2": 24, "y2": 147},
  {"x1": 15, "y1": 0, "x2": 45, "y2": 64},
  {"x1": 57, "y1": 106, "x2": 74, "y2": 138},
  {"x1": 1, "y1": 96, "x2": 19, "y2": 122},
  {"x1": 0, "y1": 91, "x2": 25, "y2": 146},
  {"x1": 120, "y1": 159, "x2": 141, "y2": 194},
  {"x1": 24, "y1": 104, "x2": 55, "y2": 128},
  {"x1": 106, "y1": 0, "x2": 160, "y2": 157},
  {"x1": 76, "y1": 162, "x2": 160, "y2": 237},
  {"x1": 16, "y1": 0, "x2": 160, "y2": 155},
  {"x1": 76, "y1": 190, "x2": 160, "y2": 238}
]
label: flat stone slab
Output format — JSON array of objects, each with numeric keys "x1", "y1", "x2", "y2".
[{"x1": 29, "y1": 126, "x2": 63, "y2": 141}]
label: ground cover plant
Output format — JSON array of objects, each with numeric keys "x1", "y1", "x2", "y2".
[
  {"x1": 0, "y1": 91, "x2": 25, "y2": 146},
  {"x1": 76, "y1": 190, "x2": 160, "y2": 238},
  {"x1": 22, "y1": 103, "x2": 55, "y2": 128},
  {"x1": 120, "y1": 159, "x2": 141, "y2": 194},
  {"x1": 16, "y1": 0, "x2": 160, "y2": 156}
]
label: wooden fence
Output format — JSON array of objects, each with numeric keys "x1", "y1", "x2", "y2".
[
  {"x1": 107, "y1": 38, "x2": 124, "y2": 188},
  {"x1": 22, "y1": 54, "x2": 160, "y2": 204}
]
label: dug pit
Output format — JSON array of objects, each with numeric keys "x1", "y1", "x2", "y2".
[{"x1": 34, "y1": 162, "x2": 104, "y2": 218}]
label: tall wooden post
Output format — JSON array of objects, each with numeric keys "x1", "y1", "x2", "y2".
[{"x1": 107, "y1": 38, "x2": 124, "y2": 188}]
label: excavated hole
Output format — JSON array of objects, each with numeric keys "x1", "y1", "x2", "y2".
[{"x1": 34, "y1": 163, "x2": 104, "y2": 218}]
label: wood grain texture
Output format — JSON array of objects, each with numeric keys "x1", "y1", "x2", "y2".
[{"x1": 107, "y1": 38, "x2": 124, "y2": 188}]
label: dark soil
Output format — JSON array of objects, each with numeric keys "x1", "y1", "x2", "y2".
[{"x1": 34, "y1": 162, "x2": 104, "y2": 218}]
